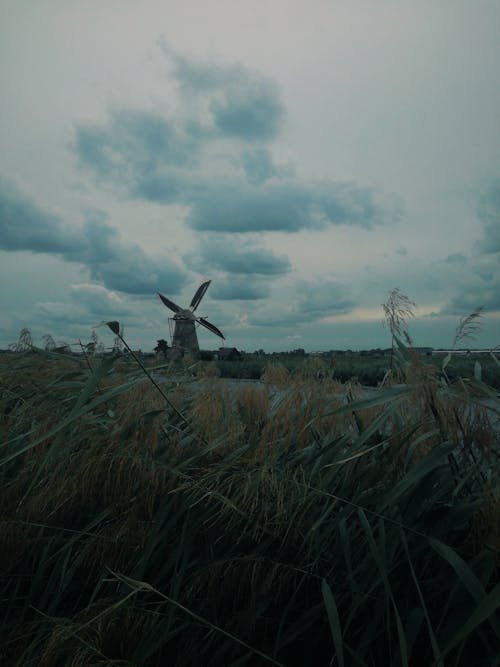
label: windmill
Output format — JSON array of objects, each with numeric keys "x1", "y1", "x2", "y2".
[{"x1": 157, "y1": 280, "x2": 225, "y2": 352}]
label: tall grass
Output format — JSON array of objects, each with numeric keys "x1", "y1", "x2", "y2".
[{"x1": 0, "y1": 328, "x2": 499, "y2": 665}]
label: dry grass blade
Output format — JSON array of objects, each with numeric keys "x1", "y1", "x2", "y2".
[{"x1": 321, "y1": 579, "x2": 345, "y2": 667}]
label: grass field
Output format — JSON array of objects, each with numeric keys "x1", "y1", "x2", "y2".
[{"x1": 1, "y1": 337, "x2": 499, "y2": 665}]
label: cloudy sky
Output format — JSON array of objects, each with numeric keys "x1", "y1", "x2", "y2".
[{"x1": 1, "y1": 0, "x2": 499, "y2": 352}]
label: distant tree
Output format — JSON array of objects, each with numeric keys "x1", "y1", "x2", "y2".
[
  {"x1": 154, "y1": 339, "x2": 169, "y2": 357},
  {"x1": 42, "y1": 334, "x2": 57, "y2": 351},
  {"x1": 9, "y1": 327, "x2": 34, "y2": 352}
]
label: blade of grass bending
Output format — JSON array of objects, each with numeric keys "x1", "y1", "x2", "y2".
[
  {"x1": 31, "y1": 607, "x2": 113, "y2": 664},
  {"x1": 324, "y1": 439, "x2": 388, "y2": 466},
  {"x1": 273, "y1": 572, "x2": 309, "y2": 657},
  {"x1": 45, "y1": 508, "x2": 113, "y2": 564},
  {"x1": 357, "y1": 509, "x2": 409, "y2": 667},
  {"x1": 428, "y1": 537, "x2": 500, "y2": 640},
  {"x1": 378, "y1": 441, "x2": 456, "y2": 513},
  {"x1": 321, "y1": 578, "x2": 345, "y2": 667},
  {"x1": 189, "y1": 490, "x2": 247, "y2": 517},
  {"x1": 0, "y1": 427, "x2": 37, "y2": 449},
  {"x1": 392, "y1": 599, "x2": 410, "y2": 667},
  {"x1": 440, "y1": 583, "x2": 500, "y2": 661},
  {"x1": 404, "y1": 607, "x2": 425, "y2": 662},
  {"x1": 134, "y1": 522, "x2": 193, "y2": 664},
  {"x1": 343, "y1": 643, "x2": 370, "y2": 667},
  {"x1": 0, "y1": 374, "x2": 142, "y2": 466},
  {"x1": 296, "y1": 481, "x2": 429, "y2": 541},
  {"x1": 68, "y1": 354, "x2": 115, "y2": 416},
  {"x1": 402, "y1": 428, "x2": 440, "y2": 468},
  {"x1": 5, "y1": 374, "x2": 145, "y2": 508},
  {"x1": 338, "y1": 515, "x2": 357, "y2": 603},
  {"x1": 307, "y1": 499, "x2": 338, "y2": 535},
  {"x1": 278, "y1": 602, "x2": 324, "y2": 650},
  {"x1": 107, "y1": 570, "x2": 286, "y2": 666},
  {"x1": 306, "y1": 384, "x2": 408, "y2": 426},
  {"x1": 400, "y1": 529, "x2": 444, "y2": 666}
]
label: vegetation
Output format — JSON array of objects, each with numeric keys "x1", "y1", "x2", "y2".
[
  {"x1": 212, "y1": 352, "x2": 500, "y2": 388},
  {"x1": 1, "y1": 312, "x2": 499, "y2": 665},
  {"x1": 154, "y1": 339, "x2": 169, "y2": 358}
]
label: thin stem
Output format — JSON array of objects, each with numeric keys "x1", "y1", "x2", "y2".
[{"x1": 116, "y1": 333, "x2": 192, "y2": 429}]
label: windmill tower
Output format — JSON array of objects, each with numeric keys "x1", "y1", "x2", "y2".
[{"x1": 157, "y1": 280, "x2": 225, "y2": 353}]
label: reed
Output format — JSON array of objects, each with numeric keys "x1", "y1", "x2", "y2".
[{"x1": 0, "y1": 321, "x2": 498, "y2": 666}]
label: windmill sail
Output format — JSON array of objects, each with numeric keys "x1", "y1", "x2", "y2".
[
  {"x1": 157, "y1": 293, "x2": 181, "y2": 313},
  {"x1": 198, "y1": 317, "x2": 225, "y2": 339},
  {"x1": 157, "y1": 281, "x2": 224, "y2": 352},
  {"x1": 190, "y1": 280, "x2": 211, "y2": 311}
]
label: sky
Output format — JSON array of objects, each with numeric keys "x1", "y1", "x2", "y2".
[{"x1": 1, "y1": 0, "x2": 499, "y2": 353}]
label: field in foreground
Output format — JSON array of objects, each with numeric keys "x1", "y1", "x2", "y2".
[{"x1": 1, "y1": 346, "x2": 499, "y2": 666}]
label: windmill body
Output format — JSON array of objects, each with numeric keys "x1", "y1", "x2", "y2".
[
  {"x1": 172, "y1": 309, "x2": 199, "y2": 350},
  {"x1": 158, "y1": 280, "x2": 225, "y2": 353}
]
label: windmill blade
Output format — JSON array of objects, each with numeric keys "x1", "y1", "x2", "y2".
[
  {"x1": 197, "y1": 317, "x2": 225, "y2": 339},
  {"x1": 157, "y1": 292, "x2": 181, "y2": 314},
  {"x1": 190, "y1": 280, "x2": 211, "y2": 311}
]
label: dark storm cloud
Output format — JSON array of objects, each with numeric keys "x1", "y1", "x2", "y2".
[
  {"x1": 0, "y1": 176, "x2": 82, "y2": 253},
  {"x1": 76, "y1": 110, "x2": 197, "y2": 202},
  {"x1": 0, "y1": 179, "x2": 186, "y2": 295},
  {"x1": 210, "y1": 84, "x2": 282, "y2": 141},
  {"x1": 439, "y1": 182, "x2": 500, "y2": 315},
  {"x1": 210, "y1": 276, "x2": 270, "y2": 300},
  {"x1": 444, "y1": 287, "x2": 500, "y2": 314},
  {"x1": 474, "y1": 265, "x2": 495, "y2": 282},
  {"x1": 186, "y1": 180, "x2": 397, "y2": 232},
  {"x1": 77, "y1": 211, "x2": 187, "y2": 294},
  {"x1": 160, "y1": 40, "x2": 284, "y2": 141},
  {"x1": 75, "y1": 109, "x2": 398, "y2": 230},
  {"x1": 439, "y1": 252, "x2": 500, "y2": 315},
  {"x1": 240, "y1": 148, "x2": 289, "y2": 185},
  {"x1": 74, "y1": 46, "x2": 399, "y2": 233},
  {"x1": 475, "y1": 181, "x2": 500, "y2": 255},
  {"x1": 188, "y1": 236, "x2": 291, "y2": 275}
]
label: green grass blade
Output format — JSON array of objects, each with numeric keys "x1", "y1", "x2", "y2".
[
  {"x1": 400, "y1": 529, "x2": 443, "y2": 666},
  {"x1": 441, "y1": 583, "x2": 500, "y2": 660},
  {"x1": 429, "y1": 537, "x2": 500, "y2": 640},
  {"x1": 321, "y1": 578, "x2": 345, "y2": 667},
  {"x1": 108, "y1": 570, "x2": 286, "y2": 666}
]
